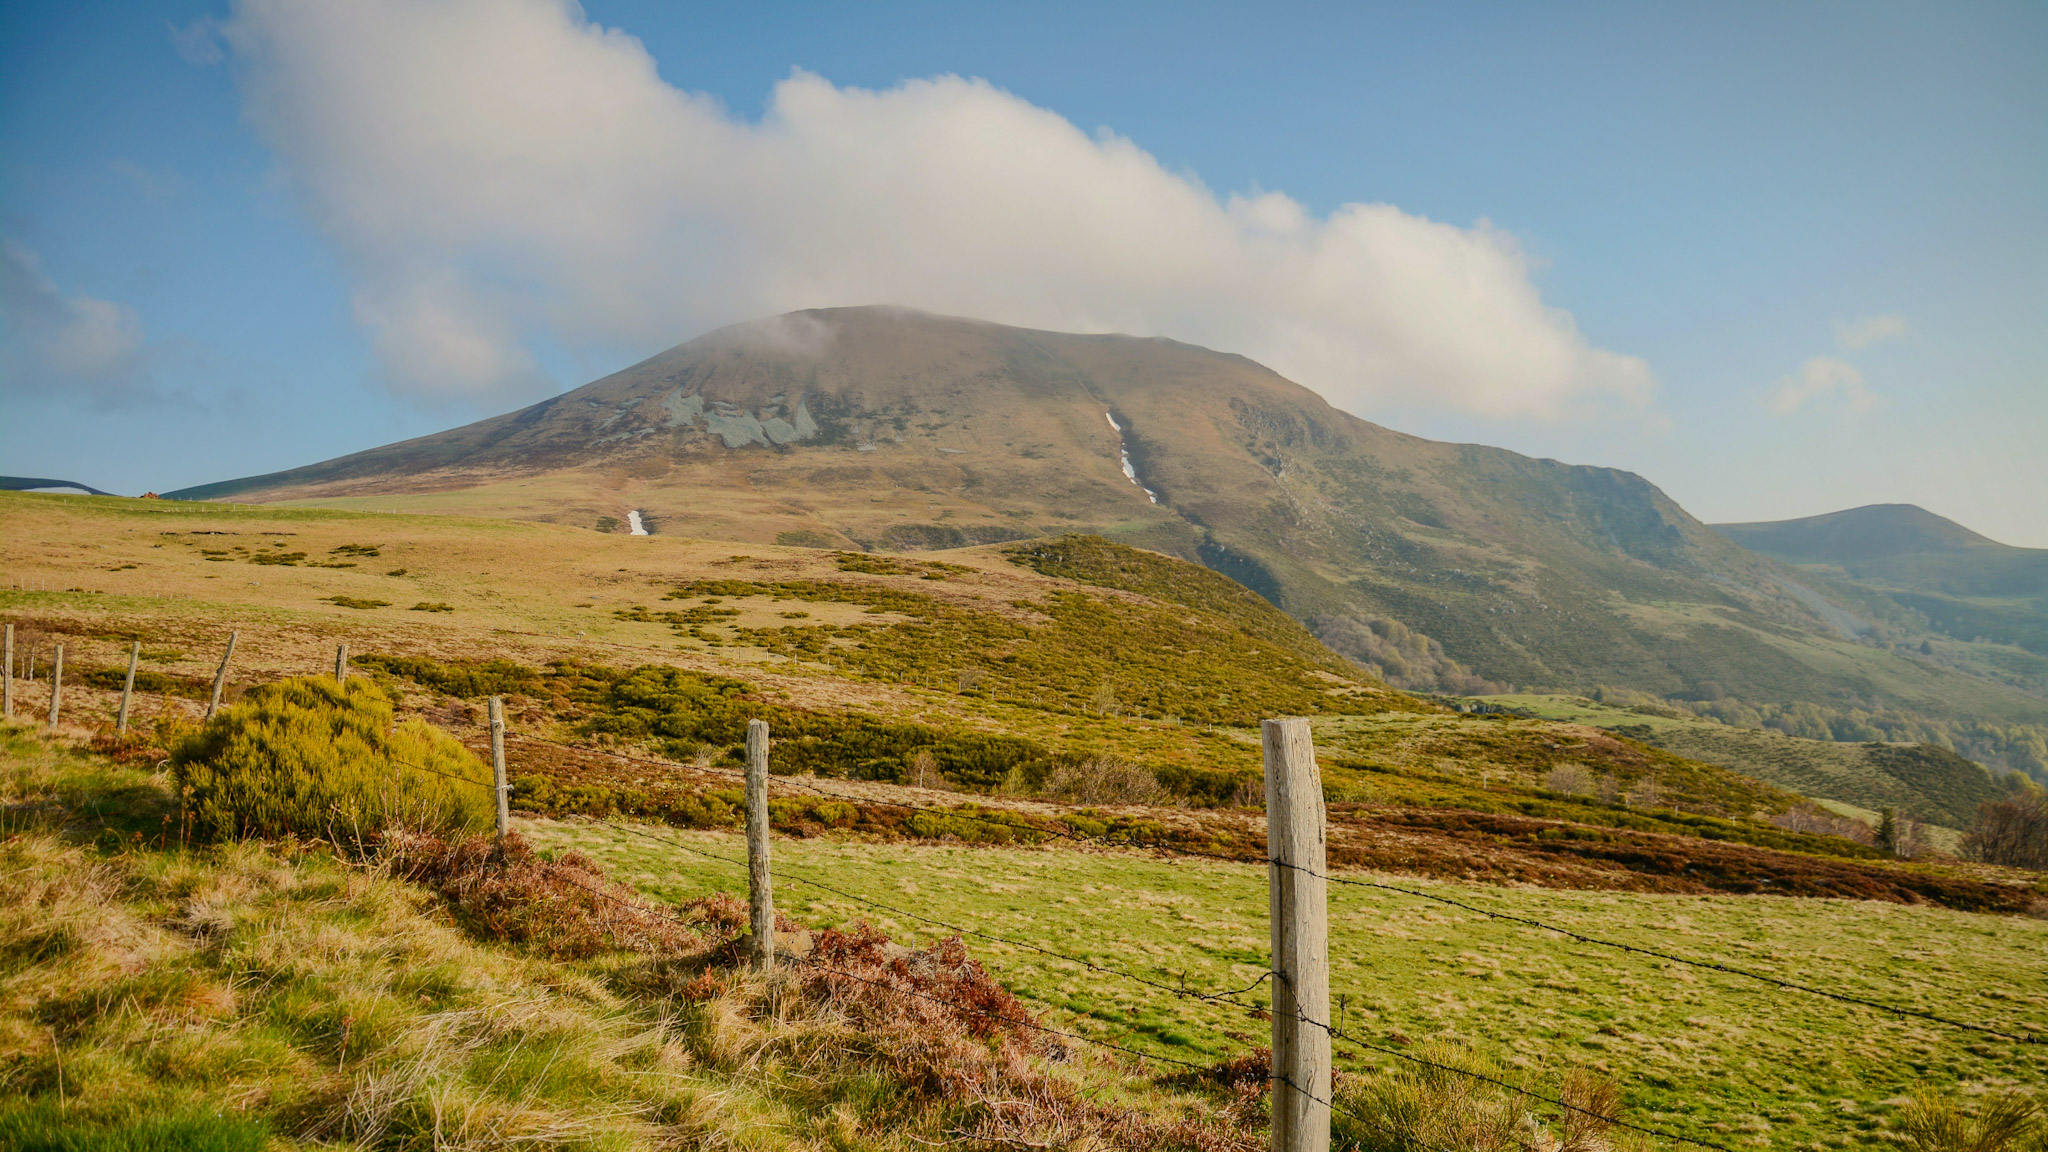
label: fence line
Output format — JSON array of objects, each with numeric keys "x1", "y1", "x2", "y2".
[
  {"x1": 507, "y1": 818, "x2": 1454, "y2": 1152},
  {"x1": 483, "y1": 757, "x2": 1753, "y2": 1146},
  {"x1": 591, "y1": 812, "x2": 1274, "y2": 1008},
  {"x1": 366, "y1": 755, "x2": 1719, "y2": 1149},
  {"x1": 102, "y1": 654, "x2": 2039, "y2": 1144},
  {"x1": 1269, "y1": 858, "x2": 2047, "y2": 1047},
  {"x1": 497, "y1": 730, "x2": 2047, "y2": 1049}
]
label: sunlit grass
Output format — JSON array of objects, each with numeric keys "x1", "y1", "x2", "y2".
[{"x1": 528, "y1": 816, "x2": 2048, "y2": 1150}]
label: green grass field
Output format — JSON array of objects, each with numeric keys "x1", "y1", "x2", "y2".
[{"x1": 528, "y1": 817, "x2": 2048, "y2": 1151}]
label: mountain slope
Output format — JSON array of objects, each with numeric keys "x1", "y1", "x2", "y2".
[
  {"x1": 1, "y1": 475, "x2": 114, "y2": 495},
  {"x1": 169, "y1": 307, "x2": 2048, "y2": 744},
  {"x1": 1717, "y1": 503, "x2": 2048, "y2": 599},
  {"x1": 1715, "y1": 505, "x2": 2048, "y2": 734}
]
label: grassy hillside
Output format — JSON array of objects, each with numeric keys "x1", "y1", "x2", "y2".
[
  {"x1": 21, "y1": 489, "x2": 2048, "y2": 914},
  {"x1": 535, "y1": 816, "x2": 2048, "y2": 1151},
  {"x1": 156, "y1": 308, "x2": 2048, "y2": 758},
  {"x1": 10, "y1": 714, "x2": 2047, "y2": 1151},
  {"x1": 1711, "y1": 505, "x2": 2048, "y2": 784},
  {"x1": 1461, "y1": 694, "x2": 2018, "y2": 830}
]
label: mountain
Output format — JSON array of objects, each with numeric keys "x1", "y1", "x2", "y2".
[
  {"x1": 0, "y1": 476, "x2": 113, "y2": 496},
  {"x1": 1716, "y1": 504, "x2": 2048, "y2": 600},
  {"x1": 169, "y1": 307, "x2": 2048, "y2": 749},
  {"x1": 1715, "y1": 505, "x2": 2048, "y2": 724}
]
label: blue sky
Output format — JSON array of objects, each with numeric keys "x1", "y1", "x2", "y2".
[{"x1": 3, "y1": 0, "x2": 2043, "y2": 544}]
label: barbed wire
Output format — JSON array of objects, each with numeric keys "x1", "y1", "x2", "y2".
[
  {"x1": 487, "y1": 729, "x2": 2039, "y2": 1045},
  {"x1": 1302, "y1": 1011, "x2": 1735, "y2": 1151},
  {"x1": 567, "y1": 814, "x2": 1739, "y2": 1147},
  {"x1": 488, "y1": 728, "x2": 2046, "y2": 1047},
  {"x1": 373, "y1": 738, "x2": 1900, "y2": 1148},
  {"x1": 589, "y1": 814, "x2": 1273, "y2": 1009},
  {"x1": 1262, "y1": 857, "x2": 2047, "y2": 1047},
  {"x1": 518, "y1": 823, "x2": 1453, "y2": 1152}
]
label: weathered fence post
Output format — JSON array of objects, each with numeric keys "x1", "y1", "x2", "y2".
[
  {"x1": 746, "y1": 718, "x2": 774, "y2": 971},
  {"x1": 48, "y1": 644, "x2": 64, "y2": 731},
  {"x1": 489, "y1": 695, "x2": 509, "y2": 846},
  {"x1": 118, "y1": 640, "x2": 140, "y2": 734},
  {"x1": 205, "y1": 631, "x2": 237, "y2": 720},
  {"x1": 3, "y1": 623, "x2": 12, "y2": 720},
  {"x1": 335, "y1": 642, "x2": 348, "y2": 683},
  {"x1": 1264, "y1": 717, "x2": 1330, "y2": 1152}
]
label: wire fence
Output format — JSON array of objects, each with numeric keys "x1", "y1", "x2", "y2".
[
  {"x1": 83, "y1": 656, "x2": 2041, "y2": 1150},
  {"x1": 372, "y1": 726, "x2": 2048, "y2": 1149},
  {"x1": 498, "y1": 731, "x2": 2045, "y2": 1047}
]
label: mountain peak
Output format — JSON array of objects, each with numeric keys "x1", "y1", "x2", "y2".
[
  {"x1": 162, "y1": 306, "x2": 2019, "y2": 710},
  {"x1": 1714, "y1": 504, "x2": 2011, "y2": 565}
]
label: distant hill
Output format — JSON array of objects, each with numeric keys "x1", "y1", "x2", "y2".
[
  {"x1": 1717, "y1": 504, "x2": 2048, "y2": 599},
  {"x1": 1715, "y1": 505, "x2": 2048, "y2": 737},
  {"x1": 0, "y1": 476, "x2": 113, "y2": 496},
  {"x1": 1469, "y1": 693, "x2": 2012, "y2": 829},
  {"x1": 167, "y1": 308, "x2": 2048, "y2": 764}
]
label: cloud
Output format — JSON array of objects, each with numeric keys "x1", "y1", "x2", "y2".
[
  {"x1": 1834, "y1": 312, "x2": 1910, "y2": 351},
  {"x1": 0, "y1": 241, "x2": 153, "y2": 404},
  {"x1": 1768, "y1": 355, "x2": 1877, "y2": 416},
  {"x1": 169, "y1": 17, "x2": 226, "y2": 66},
  {"x1": 220, "y1": 0, "x2": 1654, "y2": 417}
]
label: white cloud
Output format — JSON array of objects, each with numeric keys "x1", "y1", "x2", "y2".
[
  {"x1": 221, "y1": 0, "x2": 1654, "y2": 417},
  {"x1": 0, "y1": 241, "x2": 151, "y2": 403},
  {"x1": 1834, "y1": 312, "x2": 1910, "y2": 351},
  {"x1": 1768, "y1": 355, "x2": 1877, "y2": 416}
]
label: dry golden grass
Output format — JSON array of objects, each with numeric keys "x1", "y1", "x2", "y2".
[{"x1": 0, "y1": 727, "x2": 1279, "y2": 1149}]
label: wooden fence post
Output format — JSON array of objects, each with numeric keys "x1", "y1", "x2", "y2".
[
  {"x1": 118, "y1": 640, "x2": 139, "y2": 734},
  {"x1": 3, "y1": 623, "x2": 12, "y2": 721},
  {"x1": 48, "y1": 644, "x2": 64, "y2": 731},
  {"x1": 205, "y1": 631, "x2": 237, "y2": 720},
  {"x1": 335, "y1": 643, "x2": 348, "y2": 683},
  {"x1": 489, "y1": 696, "x2": 509, "y2": 846},
  {"x1": 1264, "y1": 717, "x2": 1330, "y2": 1152},
  {"x1": 746, "y1": 718, "x2": 774, "y2": 971}
]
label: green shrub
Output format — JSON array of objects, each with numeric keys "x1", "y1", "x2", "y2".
[
  {"x1": 81, "y1": 667, "x2": 208, "y2": 699},
  {"x1": 323, "y1": 595, "x2": 389, "y2": 610},
  {"x1": 171, "y1": 677, "x2": 492, "y2": 843},
  {"x1": 349, "y1": 653, "x2": 543, "y2": 698}
]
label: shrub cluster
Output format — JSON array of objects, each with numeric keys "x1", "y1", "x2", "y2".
[
  {"x1": 1964, "y1": 787, "x2": 2048, "y2": 870},
  {"x1": 363, "y1": 653, "x2": 1257, "y2": 803},
  {"x1": 635, "y1": 557, "x2": 1391, "y2": 726},
  {"x1": 351, "y1": 652, "x2": 543, "y2": 697},
  {"x1": 171, "y1": 677, "x2": 493, "y2": 843}
]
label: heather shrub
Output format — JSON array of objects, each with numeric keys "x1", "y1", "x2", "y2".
[
  {"x1": 382, "y1": 829, "x2": 693, "y2": 959},
  {"x1": 171, "y1": 677, "x2": 492, "y2": 843}
]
